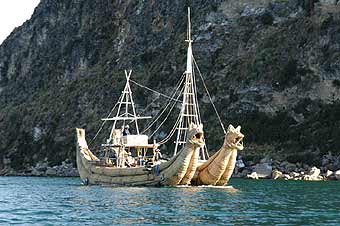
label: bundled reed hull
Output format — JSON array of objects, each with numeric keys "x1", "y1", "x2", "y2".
[
  {"x1": 191, "y1": 149, "x2": 237, "y2": 186},
  {"x1": 191, "y1": 125, "x2": 244, "y2": 186},
  {"x1": 76, "y1": 128, "x2": 203, "y2": 186},
  {"x1": 179, "y1": 147, "x2": 200, "y2": 185}
]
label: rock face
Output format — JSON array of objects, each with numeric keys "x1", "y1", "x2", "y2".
[
  {"x1": 272, "y1": 170, "x2": 282, "y2": 179},
  {"x1": 253, "y1": 163, "x2": 272, "y2": 178},
  {"x1": 335, "y1": 170, "x2": 340, "y2": 180},
  {"x1": 282, "y1": 174, "x2": 292, "y2": 180},
  {"x1": 247, "y1": 172, "x2": 259, "y2": 180},
  {"x1": 303, "y1": 166, "x2": 323, "y2": 181},
  {"x1": 5, "y1": 159, "x2": 79, "y2": 177},
  {"x1": 319, "y1": 0, "x2": 338, "y2": 5},
  {"x1": 321, "y1": 153, "x2": 340, "y2": 171},
  {"x1": 233, "y1": 154, "x2": 340, "y2": 181},
  {"x1": 324, "y1": 170, "x2": 334, "y2": 179},
  {"x1": 0, "y1": 0, "x2": 340, "y2": 170}
]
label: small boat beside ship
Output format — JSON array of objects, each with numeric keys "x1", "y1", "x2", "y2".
[{"x1": 76, "y1": 8, "x2": 244, "y2": 186}]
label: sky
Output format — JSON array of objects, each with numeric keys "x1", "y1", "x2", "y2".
[{"x1": 0, "y1": 0, "x2": 40, "y2": 44}]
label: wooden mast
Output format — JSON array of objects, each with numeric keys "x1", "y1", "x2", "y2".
[
  {"x1": 174, "y1": 8, "x2": 206, "y2": 159},
  {"x1": 103, "y1": 70, "x2": 151, "y2": 141}
]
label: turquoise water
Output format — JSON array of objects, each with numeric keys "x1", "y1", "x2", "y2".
[{"x1": 0, "y1": 177, "x2": 340, "y2": 225}]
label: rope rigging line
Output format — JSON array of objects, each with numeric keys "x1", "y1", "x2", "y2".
[
  {"x1": 130, "y1": 79, "x2": 183, "y2": 103},
  {"x1": 89, "y1": 72, "x2": 186, "y2": 145},
  {"x1": 141, "y1": 73, "x2": 185, "y2": 134},
  {"x1": 89, "y1": 95, "x2": 123, "y2": 145},
  {"x1": 158, "y1": 107, "x2": 182, "y2": 145},
  {"x1": 125, "y1": 91, "x2": 164, "y2": 127},
  {"x1": 192, "y1": 66, "x2": 210, "y2": 158},
  {"x1": 123, "y1": 73, "x2": 185, "y2": 129},
  {"x1": 133, "y1": 96, "x2": 159, "y2": 118},
  {"x1": 149, "y1": 84, "x2": 185, "y2": 138},
  {"x1": 193, "y1": 56, "x2": 227, "y2": 134},
  {"x1": 192, "y1": 66, "x2": 202, "y2": 123}
]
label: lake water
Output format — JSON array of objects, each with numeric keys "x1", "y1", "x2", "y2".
[{"x1": 0, "y1": 177, "x2": 339, "y2": 225}]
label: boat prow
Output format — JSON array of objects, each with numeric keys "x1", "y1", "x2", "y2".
[{"x1": 191, "y1": 125, "x2": 244, "y2": 186}]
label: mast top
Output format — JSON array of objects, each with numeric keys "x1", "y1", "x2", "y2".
[
  {"x1": 185, "y1": 7, "x2": 193, "y2": 74},
  {"x1": 185, "y1": 7, "x2": 192, "y2": 44}
]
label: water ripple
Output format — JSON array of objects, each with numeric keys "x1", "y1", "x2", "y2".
[{"x1": 1, "y1": 177, "x2": 340, "y2": 225}]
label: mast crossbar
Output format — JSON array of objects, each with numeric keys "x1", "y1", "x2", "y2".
[
  {"x1": 102, "y1": 116, "x2": 152, "y2": 121},
  {"x1": 108, "y1": 69, "x2": 151, "y2": 140}
]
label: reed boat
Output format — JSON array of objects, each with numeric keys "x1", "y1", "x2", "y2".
[
  {"x1": 75, "y1": 8, "x2": 244, "y2": 186},
  {"x1": 76, "y1": 123, "x2": 204, "y2": 186}
]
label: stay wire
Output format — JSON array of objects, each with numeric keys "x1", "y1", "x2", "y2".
[
  {"x1": 130, "y1": 79, "x2": 183, "y2": 103},
  {"x1": 140, "y1": 73, "x2": 186, "y2": 134},
  {"x1": 192, "y1": 56, "x2": 227, "y2": 134},
  {"x1": 158, "y1": 110, "x2": 182, "y2": 145},
  {"x1": 150, "y1": 84, "x2": 185, "y2": 138},
  {"x1": 89, "y1": 94, "x2": 123, "y2": 145}
]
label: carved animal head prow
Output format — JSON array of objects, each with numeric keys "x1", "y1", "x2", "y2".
[
  {"x1": 224, "y1": 124, "x2": 244, "y2": 150},
  {"x1": 186, "y1": 122, "x2": 205, "y2": 147}
]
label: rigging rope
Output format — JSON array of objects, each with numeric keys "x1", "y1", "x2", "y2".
[
  {"x1": 158, "y1": 110, "x2": 182, "y2": 144},
  {"x1": 192, "y1": 66, "x2": 210, "y2": 158},
  {"x1": 89, "y1": 95, "x2": 122, "y2": 145},
  {"x1": 141, "y1": 73, "x2": 185, "y2": 134},
  {"x1": 135, "y1": 96, "x2": 159, "y2": 116},
  {"x1": 89, "y1": 73, "x2": 185, "y2": 145},
  {"x1": 193, "y1": 56, "x2": 227, "y2": 134},
  {"x1": 130, "y1": 79, "x2": 182, "y2": 103},
  {"x1": 192, "y1": 66, "x2": 202, "y2": 123},
  {"x1": 150, "y1": 84, "x2": 185, "y2": 138}
]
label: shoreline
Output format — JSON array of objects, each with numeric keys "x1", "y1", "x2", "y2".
[
  {"x1": 232, "y1": 153, "x2": 340, "y2": 181},
  {"x1": 1, "y1": 153, "x2": 340, "y2": 182},
  {"x1": 0, "y1": 159, "x2": 79, "y2": 177},
  {"x1": 0, "y1": 174, "x2": 339, "y2": 182}
]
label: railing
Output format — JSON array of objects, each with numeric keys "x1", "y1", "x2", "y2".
[{"x1": 94, "y1": 155, "x2": 155, "y2": 168}]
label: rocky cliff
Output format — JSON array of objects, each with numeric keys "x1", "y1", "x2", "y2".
[{"x1": 1, "y1": 0, "x2": 340, "y2": 173}]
